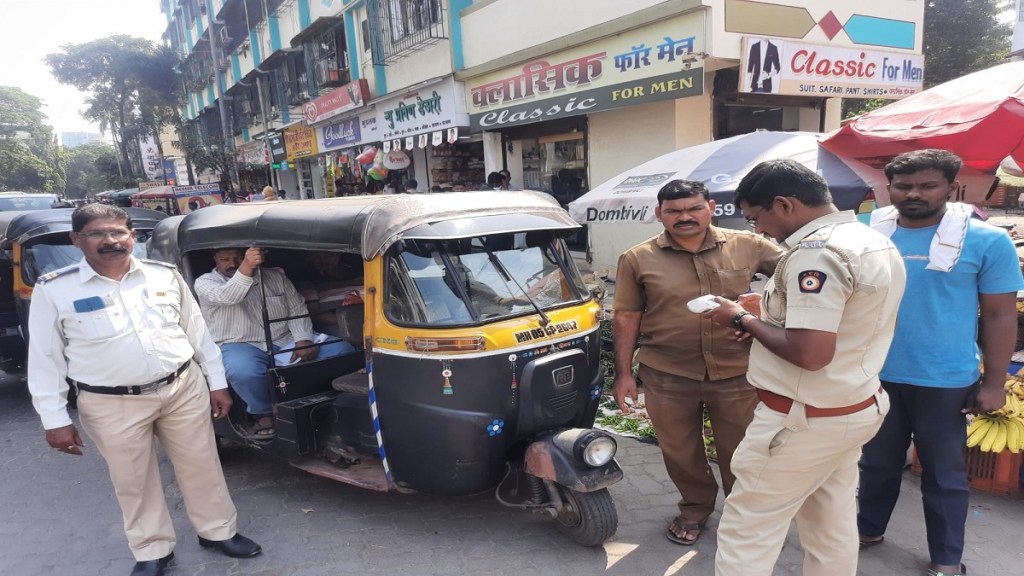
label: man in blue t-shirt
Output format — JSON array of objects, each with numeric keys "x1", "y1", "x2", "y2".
[{"x1": 857, "y1": 149, "x2": 1024, "y2": 576}]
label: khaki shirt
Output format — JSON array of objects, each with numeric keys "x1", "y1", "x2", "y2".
[
  {"x1": 615, "y1": 227, "x2": 783, "y2": 380},
  {"x1": 749, "y1": 211, "x2": 906, "y2": 407}
]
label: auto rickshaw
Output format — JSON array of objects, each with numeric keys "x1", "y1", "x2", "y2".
[
  {"x1": 0, "y1": 207, "x2": 167, "y2": 371},
  {"x1": 147, "y1": 191, "x2": 622, "y2": 546}
]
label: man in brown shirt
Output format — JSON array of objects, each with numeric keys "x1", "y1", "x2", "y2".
[{"x1": 612, "y1": 179, "x2": 782, "y2": 545}]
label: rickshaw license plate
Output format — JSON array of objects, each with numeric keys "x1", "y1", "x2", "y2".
[{"x1": 552, "y1": 366, "x2": 575, "y2": 387}]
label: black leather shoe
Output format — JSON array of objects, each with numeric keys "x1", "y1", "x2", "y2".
[
  {"x1": 197, "y1": 533, "x2": 262, "y2": 558},
  {"x1": 130, "y1": 552, "x2": 173, "y2": 576}
]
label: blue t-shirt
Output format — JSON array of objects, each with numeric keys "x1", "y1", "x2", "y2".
[{"x1": 881, "y1": 220, "x2": 1024, "y2": 387}]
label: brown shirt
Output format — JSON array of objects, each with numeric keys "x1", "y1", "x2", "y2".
[
  {"x1": 614, "y1": 227, "x2": 783, "y2": 380},
  {"x1": 749, "y1": 211, "x2": 906, "y2": 407}
]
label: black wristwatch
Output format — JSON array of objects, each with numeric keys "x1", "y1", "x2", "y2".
[{"x1": 732, "y1": 311, "x2": 755, "y2": 330}]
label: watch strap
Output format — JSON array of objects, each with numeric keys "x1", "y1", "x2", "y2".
[{"x1": 732, "y1": 311, "x2": 754, "y2": 330}]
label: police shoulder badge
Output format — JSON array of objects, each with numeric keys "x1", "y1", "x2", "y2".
[{"x1": 798, "y1": 270, "x2": 827, "y2": 293}]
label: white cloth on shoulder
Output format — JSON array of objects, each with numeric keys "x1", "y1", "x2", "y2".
[{"x1": 869, "y1": 202, "x2": 972, "y2": 273}]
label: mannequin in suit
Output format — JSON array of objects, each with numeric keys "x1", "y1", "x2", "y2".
[{"x1": 747, "y1": 39, "x2": 781, "y2": 93}]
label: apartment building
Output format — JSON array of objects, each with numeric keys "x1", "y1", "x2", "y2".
[{"x1": 161, "y1": 0, "x2": 924, "y2": 266}]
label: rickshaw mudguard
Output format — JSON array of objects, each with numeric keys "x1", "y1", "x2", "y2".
[{"x1": 523, "y1": 432, "x2": 623, "y2": 493}]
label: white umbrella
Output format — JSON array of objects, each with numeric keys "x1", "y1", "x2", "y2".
[{"x1": 569, "y1": 131, "x2": 871, "y2": 224}]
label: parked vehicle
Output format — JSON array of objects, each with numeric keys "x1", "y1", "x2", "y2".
[
  {"x1": 0, "y1": 193, "x2": 65, "y2": 212},
  {"x1": 0, "y1": 208, "x2": 167, "y2": 371},
  {"x1": 131, "y1": 183, "x2": 224, "y2": 215},
  {"x1": 147, "y1": 191, "x2": 621, "y2": 545}
]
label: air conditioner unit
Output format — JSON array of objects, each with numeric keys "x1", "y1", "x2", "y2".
[{"x1": 197, "y1": 1, "x2": 206, "y2": 15}]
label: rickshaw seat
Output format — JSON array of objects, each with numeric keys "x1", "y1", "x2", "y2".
[{"x1": 332, "y1": 372, "x2": 369, "y2": 395}]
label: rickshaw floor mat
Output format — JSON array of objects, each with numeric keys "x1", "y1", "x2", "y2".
[{"x1": 332, "y1": 372, "x2": 369, "y2": 395}]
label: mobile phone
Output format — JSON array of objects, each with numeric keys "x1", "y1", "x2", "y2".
[{"x1": 686, "y1": 294, "x2": 720, "y2": 314}]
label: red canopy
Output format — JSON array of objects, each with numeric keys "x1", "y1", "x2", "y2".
[{"x1": 823, "y1": 61, "x2": 1024, "y2": 174}]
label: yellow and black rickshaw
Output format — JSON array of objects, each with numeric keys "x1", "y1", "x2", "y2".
[
  {"x1": 0, "y1": 208, "x2": 167, "y2": 371},
  {"x1": 147, "y1": 191, "x2": 621, "y2": 545}
]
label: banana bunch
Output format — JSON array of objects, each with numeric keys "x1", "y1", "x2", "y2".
[
  {"x1": 1004, "y1": 373, "x2": 1024, "y2": 400},
  {"x1": 967, "y1": 414, "x2": 1024, "y2": 453},
  {"x1": 966, "y1": 380, "x2": 1024, "y2": 453}
]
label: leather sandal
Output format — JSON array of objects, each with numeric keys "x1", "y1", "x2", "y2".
[
  {"x1": 240, "y1": 415, "x2": 275, "y2": 440},
  {"x1": 666, "y1": 516, "x2": 703, "y2": 546}
]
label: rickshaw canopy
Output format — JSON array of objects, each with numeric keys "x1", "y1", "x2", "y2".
[
  {"x1": 158, "y1": 191, "x2": 580, "y2": 260},
  {"x1": 0, "y1": 208, "x2": 167, "y2": 249}
]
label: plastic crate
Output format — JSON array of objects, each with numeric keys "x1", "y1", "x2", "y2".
[{"x1": 911, "y1": 445, "x2": 1022, "y2": 496}]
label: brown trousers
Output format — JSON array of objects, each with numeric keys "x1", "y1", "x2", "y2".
[
  {"x1": 78, "y1": 365, "x2": 237, "y2": 561},
  {"x1": 639, "y1": 364, "x2": 758, "y2": 523}
]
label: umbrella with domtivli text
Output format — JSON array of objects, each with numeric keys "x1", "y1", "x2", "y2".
[{"x1": 568, "y1": 131, "x2": 870, "y2": 227}]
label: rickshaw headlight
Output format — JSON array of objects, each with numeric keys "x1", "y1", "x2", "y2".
[{"x1": 576, "y1": 432, "x2": 617, "y2": 467}]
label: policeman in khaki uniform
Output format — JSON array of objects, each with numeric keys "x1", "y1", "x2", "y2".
[
  {"x1": 27, "y1": 205, "x2": 261, "y2": 576},
  {"x1": 704, "y1": 160, "x2": 906, "y2": 576}
]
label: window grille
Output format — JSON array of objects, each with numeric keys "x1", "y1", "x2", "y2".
[{"x1": 367, "y1": 0, "x2": 447, "y2": 65}]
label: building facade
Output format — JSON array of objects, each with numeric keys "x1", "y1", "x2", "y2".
[{"x1": 161, "y1": 0, "x2": 924, "y2": 267}]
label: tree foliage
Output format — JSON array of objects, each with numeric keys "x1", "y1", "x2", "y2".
[
  {"x1": 46, "y1": 36, "x2": 178, "y2": 181},
  {"x1": 0, "y1": 86, "x2": 64, "y2": 192},
  {"x1": 843, "y1": 0, "x2": 1012, "y2": 119},
  {"x1": 64, "y1": 142, "x2": 125, "y2": 198}
]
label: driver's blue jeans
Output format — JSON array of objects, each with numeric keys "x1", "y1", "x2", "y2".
[{"x1": 219, "y1": 338, "x2": 353, "y2": 416}]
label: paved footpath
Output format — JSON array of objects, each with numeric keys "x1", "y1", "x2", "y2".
[{"x1": 3, "y1": 368, "x2": 1024, "y2": 576}]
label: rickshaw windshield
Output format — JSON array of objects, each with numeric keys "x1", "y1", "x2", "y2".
[
  {"x1": 385, "y1": 232, "x2": 589, "y2": 326},
  {"x1": 22, "y1": 231, "x2": 151, "y2": 284}
]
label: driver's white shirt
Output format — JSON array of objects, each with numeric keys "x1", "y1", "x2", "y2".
[{"x1": 194, "y1": 266, "x2": 313, "y2": 349}]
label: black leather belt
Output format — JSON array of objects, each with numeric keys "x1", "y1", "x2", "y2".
[{"x1": 69, "y1": 361, "x2": 191, "y2": 396}]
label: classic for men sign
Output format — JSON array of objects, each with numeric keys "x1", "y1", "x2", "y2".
[
  {"x1": 738, "y1": 37, "x2": 924, "y2": 99},
  {"x1": 466, "y1": 12, "x2": 705, "y2": 131}
]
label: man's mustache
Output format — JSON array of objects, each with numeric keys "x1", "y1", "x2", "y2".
[{"x1": 98, "y1": 246, "x2": 127, "y2": 254}]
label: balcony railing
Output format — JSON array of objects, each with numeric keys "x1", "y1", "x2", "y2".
[{"x1": 367, "y1": 0, "x2": 447, "y2": 65}]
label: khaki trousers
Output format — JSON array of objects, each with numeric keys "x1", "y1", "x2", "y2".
[
  {"x1": 77, "y1": 365, "x2": 237, "y2": 561},
  {"x1": 715, "y1": 389, "x2": 889, "y2": 576},
  {"x1": 639, "y1": 364, "x2": 759, "y2": 524}
]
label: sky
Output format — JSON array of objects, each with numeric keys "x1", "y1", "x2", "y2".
[{"x1": 0, "y1": 0, "x2": 168, "y2": 137}]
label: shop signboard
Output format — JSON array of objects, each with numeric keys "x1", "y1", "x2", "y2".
[
  {"x1": 318, "y1": 115, "x2": 362, "y2": 151},
  {"x1": 375, "y1": 76, "x2": 469, "y2": 141},
  {"x1": 358, "y1": 109, "x2": 380, "y2": 146},
  {"x1": 738, "y1": 37, "x2": 924, "y2": 99},
  {"x1": 236, "y1": 140, "x2": 270, "y2": 165},
  {"x1": 466, "y1": 12, "x2": 704, "y2": 131},
  {"x1": 284, "y1": 124, "x2": 319, "y2": 160},
  {"x1": 303, "y1": 79, "x2": 371, "y2": 125},
  {"x1": 268, "y1": 131, "x2": 287, "y2": 162}
]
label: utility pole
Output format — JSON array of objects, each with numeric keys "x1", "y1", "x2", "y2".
[{"x1": 209, "y1": 16, "x2": 240, "y2": 195}]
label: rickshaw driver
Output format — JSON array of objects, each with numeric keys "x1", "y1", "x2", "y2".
[{"x1": 194, "y1": 247, "x2": 354, "y2": 439}]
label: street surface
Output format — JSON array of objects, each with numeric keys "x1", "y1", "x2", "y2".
[{"x1": 4, "y1": 369, "x2": 1024, "y2": 576}]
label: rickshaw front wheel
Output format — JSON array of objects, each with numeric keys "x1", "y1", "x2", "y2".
[{"x1": 553, "y1": 486, "x2": 618, "y2": 547}]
